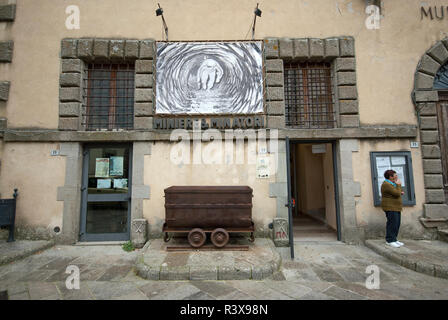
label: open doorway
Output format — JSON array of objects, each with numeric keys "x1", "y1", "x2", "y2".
[{"x1": 289, "y1": 141, "x2": 340, "y2": 241}]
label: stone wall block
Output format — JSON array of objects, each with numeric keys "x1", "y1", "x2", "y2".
[
  {"x1": 293, "y1": 38, "x2": 309, "y2": 60},
  {"x1": 422, "y1": 145, "x2": 441, "y2": 159},
  {"x1": 125, "y1": 40, "x2": 139, "y2": 59},
  {"x1": 423, "y1": 159, "x2": 443, "y2": 174},
  {"x1": 134, "y1": 103, "x2": 154, "y2": 116},
  {"x1": 340, "y1": 115, "x2": 360, "y2": 128},
  {"x1": 427, "y1": 41, "x2": 448, "y2": 64},
  {"x1": 60, "y1": 87, "x2": 82, "y2": 102},
  {"x1": 420, "y1": 131, "x2": 439, "y2": 144},
  {"x1": 279, "y1": 38, "x2": 293, "y2": 59},
  {"x1": 135, "y1": 88, "x2": 153, "y2": 102},
  {"x1": 425, "y1": 190, "x2": 446, "y2": 204},
  {"x1": 419, "y1": 116, "x2": 438, "y2": 130},
  {"x1": 339, "y1": 37, "x2": 355, "y2": 57},
  {"x1": 337, "y1": 72, "x2": 357, "y2": 85},
  {"x1": 418, "y1": 54, "x2": 441, "y2": 75},
  {"x1": 61, "y1": 59, "x2": 82, "y2": 73},
  {"x1": 266, "y1": 87, "x2": 285, "y2": 101},
  {"x1": 134, "y1": 116, "x2": 153, "y2": 130},
  {"x1": 0, "y1": 40, "x2": 13, "y2": 62},
  {"x1": 135, "y1": 60, "x2": 154, "y2": 74},
  {"x1": 58, "y1": 118, "x2": 79, "y2": 131},
  {"x1": 415, "y1": 72, "x2": 435, "y2": 90},
  {"x1": 267, "y1": 101, "x2": 285, "y2": 115},
  {"x1": 77, "y1": 39, "x2": 94, "y2": 59},
  {"x1": 93, "y1": 39, "x2": 109, "y2": 58},
  {"x1": 265, "y1": 59, "x2": 283, "y2": 73},
  {"x1": 139, "y1": 40, "x2": 155, "y2": 59},
  {"x1": 266, "y1": 72, "x2": 284, "y2": 87},
  {"x1": 339, "y1": 100, "x2": 359, "y2": 114},
  {"x1": 338, "y1": 86, "x2": 358, "y2": 100},
  {"x1": 59, "y1": 103, "x2": 81, "y2": 117},
  {"x1": 60, "y1": 73, "x2": 82, "y2": 87},
  {"x1": 264, "y1": 38, "x2": 279, "y2": 58},
  {"x1": 135, "y1": 74, "x2": 153, "y2": 88},
  {"x1": 324, "y1": 38, "x2": 340, "y2": 59},
  {"x1": 0, "y1": 81, "x2": 10, "y2": 101},
  {"x1": 109, "y1": 40, "x2": 125, "y2": 59},
  {"x1": 424, "y1": 174, "x2": 444, "y2": 189},
  {"x1": 418, "y1": 103, "x2": 437, "y2": 116},
  {"x1": 335, "y1": 57, "x2": 356, "y2": 71},
  {"x1": 415, "y1": 91, "x2": 438, "y2": 102},
  {"x1": 61, "y1": 39, "x2": 77, "y2": 58},
  {"x1": 0, "y1": 4, "x2": 16, "y2": 21},
  {"x1": 309, "y1": 38, "x2": 324, "y2": 60}
]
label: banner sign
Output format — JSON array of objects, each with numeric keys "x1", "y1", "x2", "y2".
[{"x1": 156, "y1": 41, "x2": 264, "y2": 115}]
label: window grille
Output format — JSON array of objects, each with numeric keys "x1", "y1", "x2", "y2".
[
  {"x1": 284, "y1": 62, "x2": 335, "y2": 129},
  {"x1": 82, "y1": 64, "x2": 135, "y2": 130}
]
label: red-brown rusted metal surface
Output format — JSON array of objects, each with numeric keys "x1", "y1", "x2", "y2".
[
  {"x1": 162, "y1": 186, "x2": 255, "y2": 248},
  {"x1": 164, "y1": 186, "x2": 254, "y2": 229}
]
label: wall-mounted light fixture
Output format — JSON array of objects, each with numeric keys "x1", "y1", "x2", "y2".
[{"x1": 156, "y1": 3, "x2": 168, "y2": 41}]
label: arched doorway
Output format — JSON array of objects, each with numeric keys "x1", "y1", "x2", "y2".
[{"x1": 412, "y1": 38, "x2": 448, "y2": 219}]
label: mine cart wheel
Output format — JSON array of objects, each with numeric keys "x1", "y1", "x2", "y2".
[
  {"x1": 211, "y1": 228, "x2": 230, "y2": 248},
  {"x1": 163, "y1": 232, "x2": 171, "y2": 242},
  {"x1": 188, "y1": 228, "x2": 206, "y2": 248},
  {"x1": 249, "y1": 232, "x2": 255, "y2": 242}
]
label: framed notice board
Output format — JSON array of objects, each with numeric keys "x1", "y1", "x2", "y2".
[{"x1": 370, "y1": 151, "x2": 416, "y2": 206}]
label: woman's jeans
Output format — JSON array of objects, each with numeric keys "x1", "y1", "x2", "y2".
[{"x1": 385, "y1": 211, "x2": 401, "y2": 243}]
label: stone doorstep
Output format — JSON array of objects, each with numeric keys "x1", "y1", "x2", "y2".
[
  {"x1": 74, "y1": 241, "x2": 127, "y2": 246},
  {"x1": 135, "y1": 240, "x2": 282, "y2": 281},
  {"x1": 0, "y1": 240, "x2": 55, "y2": 266},
  {"x1": 364, "y1": 240, "x2": 448, "y2": 280}
]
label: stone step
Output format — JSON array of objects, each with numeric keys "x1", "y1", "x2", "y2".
[
  {"x1": 438, "y1": 229, "x2": 448, "y2": 243},
  {"x1": 135, "y1": 238, "x2": 282, "y2": 280}
]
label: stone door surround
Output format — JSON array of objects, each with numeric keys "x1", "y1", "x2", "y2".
[{"x1": 412, "y1": 37, "x2": 448, "y2": 219}]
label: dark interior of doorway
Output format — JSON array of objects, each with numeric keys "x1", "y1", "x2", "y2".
[{"x1": 289, "y1": 142, "x2": 339, "y2": 241}]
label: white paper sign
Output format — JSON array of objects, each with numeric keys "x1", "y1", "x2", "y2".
[
  {"x1": 391, "y1": 156, "x2": 406, "y2": 166},
  {"x1": 376, "y1": 156, "x2": 390, "y2": 167},
  {"x1": 110, "y1": 156, "x2": 124, "y2": 176},
  {"x1": 95, "y1": 158, "x2": 110, "y2": 177},
  {"x1": 97, "y1": 179, "x2": 111, "y2": 189},
  {"x1": 113, "y1": 179, "x2": 128, "y2": 189},
  {"x1": 256, "y1": 157, "x2": 270, "y2": 178}
]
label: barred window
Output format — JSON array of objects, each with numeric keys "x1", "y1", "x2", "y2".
[
  {"x1": 83, "y1": 64, "x2": 135, "y2": 130},
  {"x1": 284, "y1": 62, "x2": 335, "y2": 129}
]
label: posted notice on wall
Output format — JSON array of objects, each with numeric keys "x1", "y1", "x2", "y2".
[
  {"x1": 113, "y1": 179, "x2": 128, "y2": 189},
  {"x1": 97, "y1": 179, "x2": 111, "y2": 189},
  {"x1": 256, "y1": 156, "x2": 270, "y2": 179},
  {"x1": 95, "y1": 158, "x2": 110, "y2": 177},
  {"x1": 391, "y1": 156, "x2": 406, "y2": 166},
  {"x1": 110, "y1": 156, "x2": 124, "y2": 176}
]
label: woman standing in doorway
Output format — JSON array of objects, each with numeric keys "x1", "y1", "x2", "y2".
[{"x1": 381, "y1": 169, "x2": 405, "y2": 248}]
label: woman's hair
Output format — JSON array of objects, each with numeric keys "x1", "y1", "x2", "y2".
[{"x1": 384, "y1": 169, "x2": 396, "y2": 179}]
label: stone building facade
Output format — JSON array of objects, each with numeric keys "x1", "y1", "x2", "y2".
[{"x1": 0, "y1": 0, "x2": 447, "y2": 247}]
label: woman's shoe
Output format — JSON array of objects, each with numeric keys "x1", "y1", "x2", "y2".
[
  {"x1": 396, "y1": 241, "x2": 404, "y2": 246},
  {"x1": 386, "y1": 241, "x2": 401, "y2": 248}
]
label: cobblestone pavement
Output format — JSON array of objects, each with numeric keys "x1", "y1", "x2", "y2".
[{"x1": 1, "y1": 241, "x2": 448, "y2": 300}]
